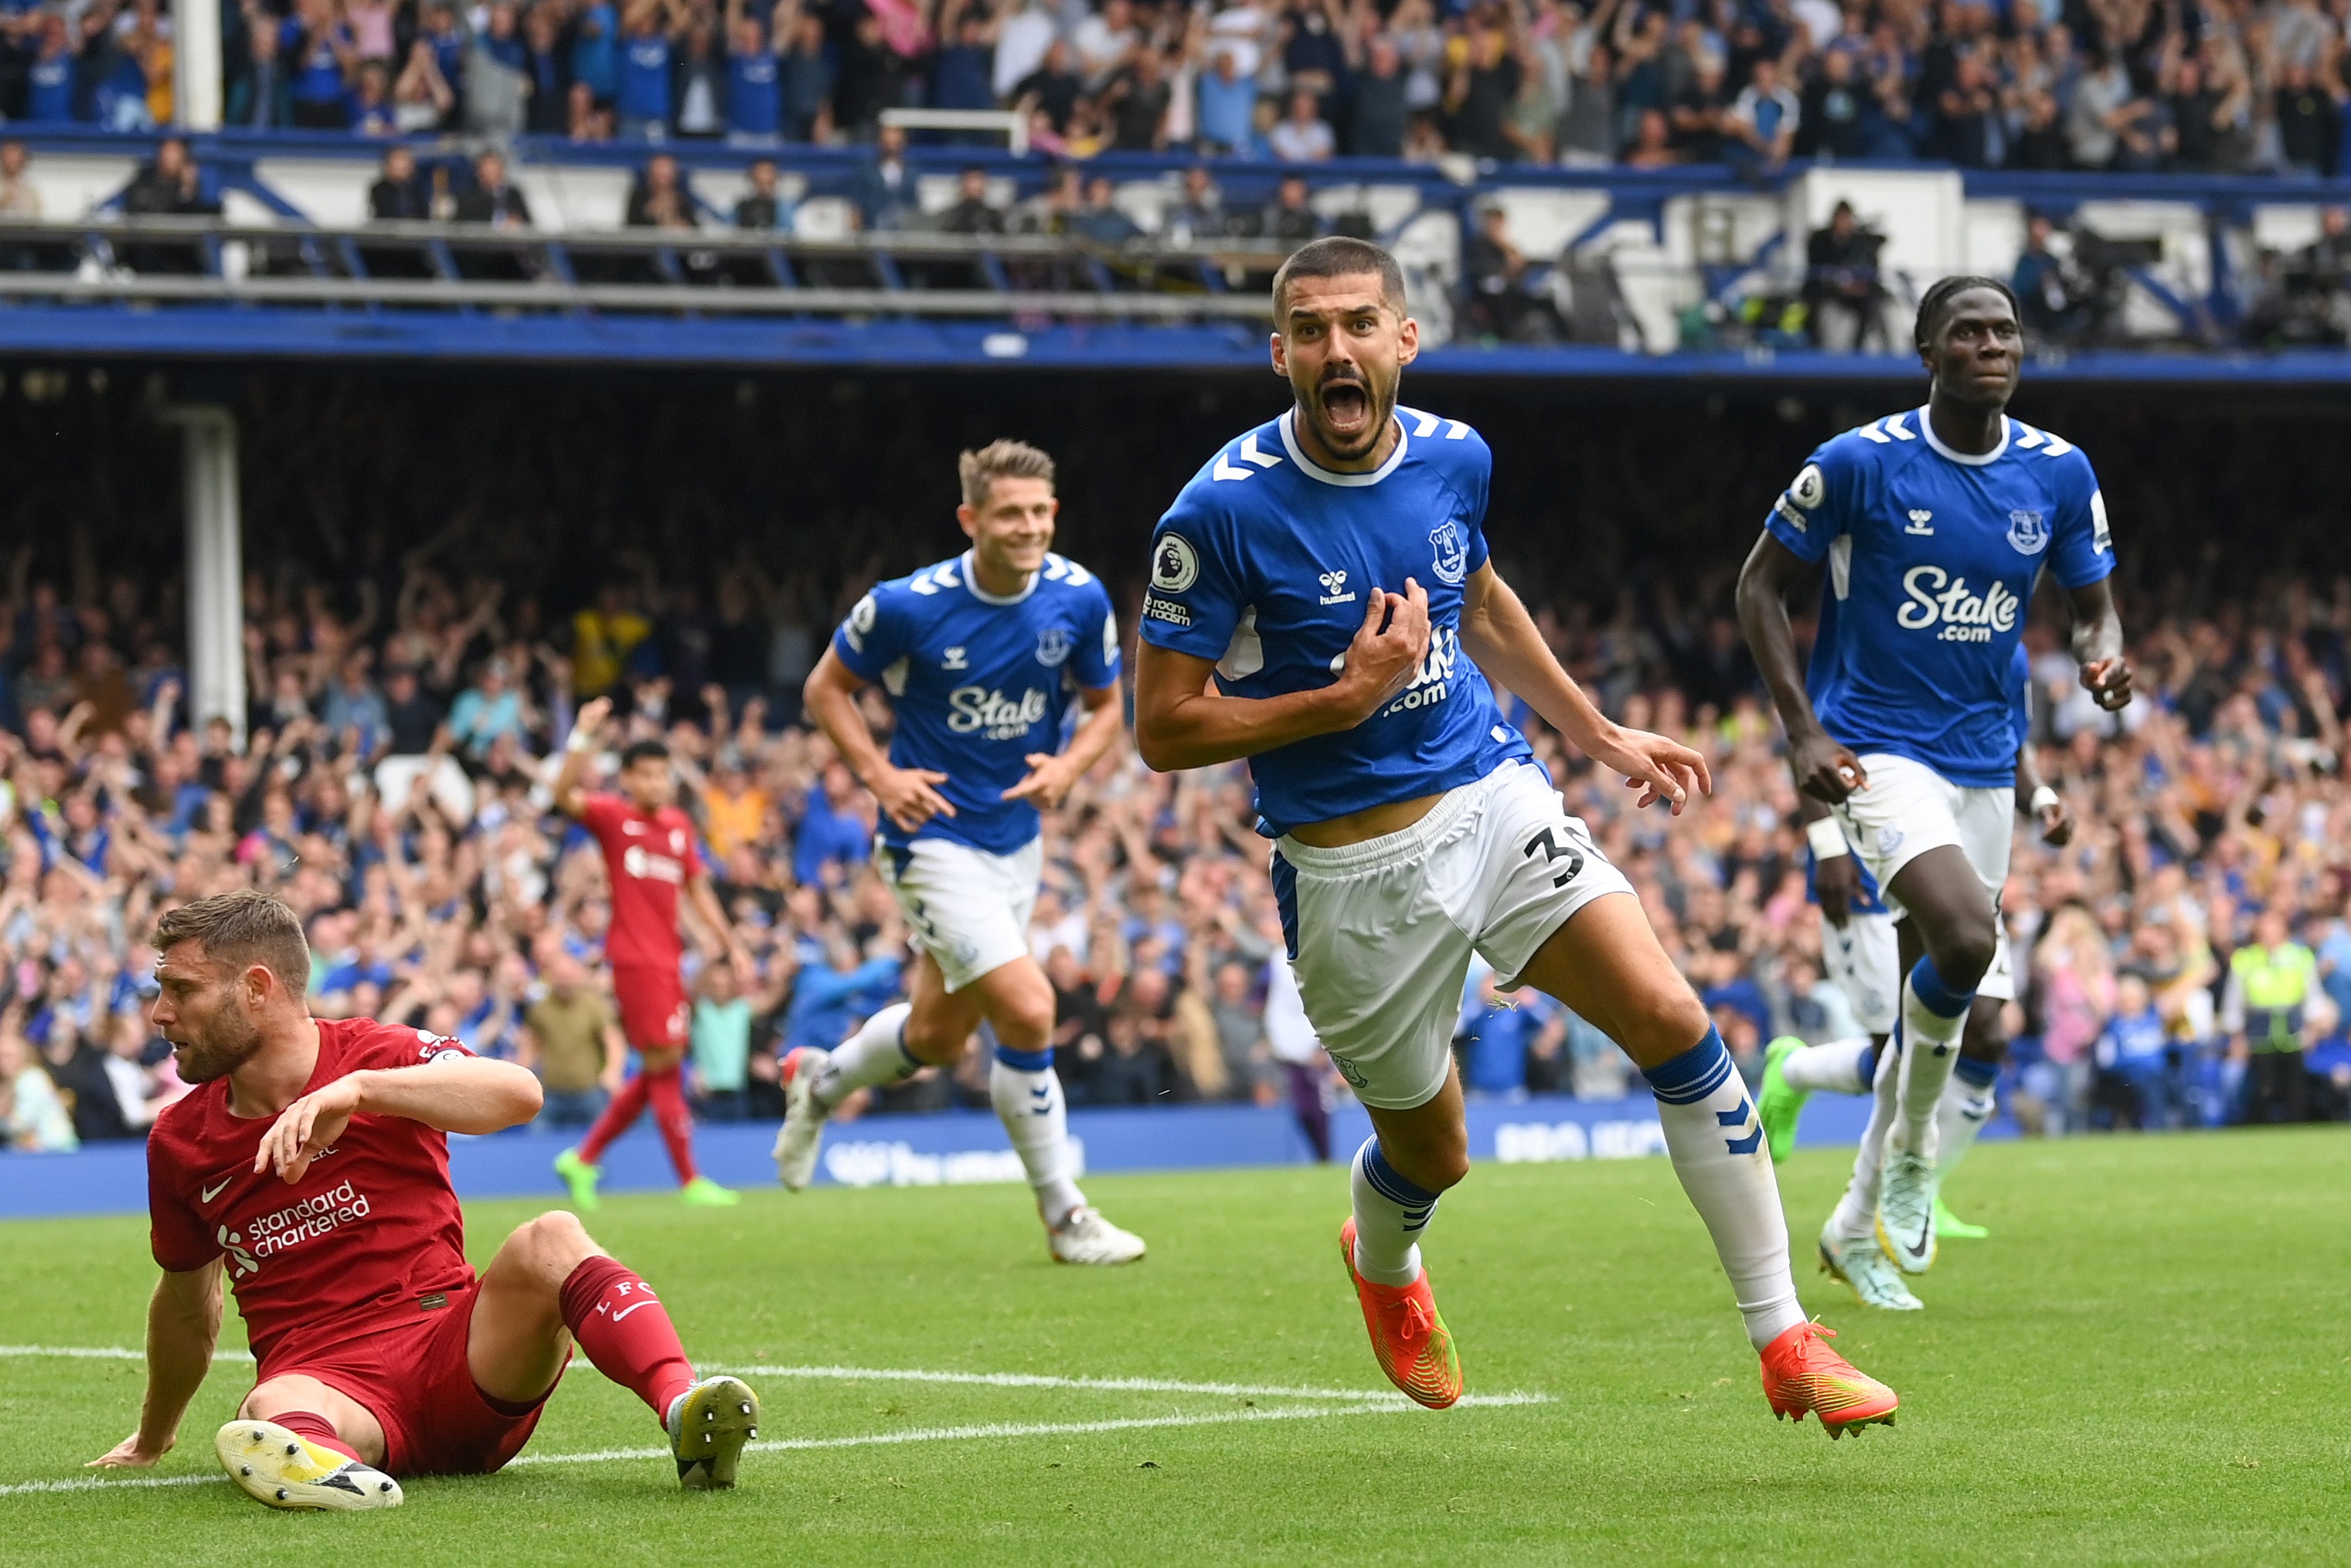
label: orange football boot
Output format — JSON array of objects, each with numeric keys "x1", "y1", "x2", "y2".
[
  {"x1": 1338, "y1": 1218, "x2": 1461, "y2": 1409},
  {"x1": 1759, "y1": 1320, "x2": 1899, "y2": 1438}
]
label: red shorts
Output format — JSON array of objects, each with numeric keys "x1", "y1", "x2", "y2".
[
  {"x1": 280, "y1": 1281, "x2": 565, "y2": 1478},
  {"x1": 611, "y1": 962, "x2": 689, "y2": 1052}
]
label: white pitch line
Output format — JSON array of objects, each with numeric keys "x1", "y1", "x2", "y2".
[
  {"x1": 694, "y1": 1361, "x2": 1433, "y2": 1403},
  {"x1": 2, "y1": 1345, "x2": 1428, "y2": 1405},
  {"x1": 0, "y1": 1345, "x2": 253, "y2": 1364},
  {"x1": 511, "y1": 1391, "x2": 1553, "y2": 1470},
  {"x1": 1, "y1": 1392, "x2": 1552, "y2": 1498},
  {"x1": 0, "y1": 1474, "x2": 227, "y2": 1499}
]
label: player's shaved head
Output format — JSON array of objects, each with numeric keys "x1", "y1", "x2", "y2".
[
  {"x1": 155, "y1": 888, "x2": 311, "y2": 994},
  {"x1": 1271, "y1": 236, "x2": 1407, "y2": 320}
]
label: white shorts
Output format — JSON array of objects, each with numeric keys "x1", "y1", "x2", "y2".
[
  {"x1": 1831, "y1": 753, "x2": 2013, "y2": 923},
  {"x1": 1979, "y1": 928, "x2": 2016, "y2": 1004},
  {"x1": 876, "y1": 835, "x2": 1043, "y2": 994},
  {"x1": 1271, "y1": 760, "x2": 1635, "y2": 1111},
  {"x1": 1819, "y1": 908, "x2": 1899, "y2": 1036},
  {"x1": 1819, "y1": 909, "x2": 2012, "y2": 1036}
]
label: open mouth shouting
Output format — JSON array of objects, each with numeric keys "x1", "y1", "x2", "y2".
[{"x1": 1317, "y1": 373, "x2": 1375, "y2": 448}]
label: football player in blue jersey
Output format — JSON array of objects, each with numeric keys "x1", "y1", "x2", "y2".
[
  {"x1": 774, "y1": 440, "x2": 1145, "y2": 1266},
  {"x1": 1131, "y1": 237, "x2": 1898, "y2": 1435},
  {"x1": 1737, "y1": 276, "x2": 2130, "y2": 1282},
  {"x1": 1762, "y1": 646, "x2": 2076, "y2": 1309}
]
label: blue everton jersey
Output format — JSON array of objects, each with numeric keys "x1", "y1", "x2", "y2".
[
  {"x1": 1766, "y1": 407, "x2": 2112, "y2": 789},
  {"x1": 1139, "y1": 407, "x2": 1533, "y2": 835},
  {"x1": 2008, "y1": 638, "x2": 2032, "y2": 753},
  {"x1": 832, "y1": 551, "x2": 1119, "y2": 855}
]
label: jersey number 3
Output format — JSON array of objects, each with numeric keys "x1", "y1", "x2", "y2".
[{"x1": 1523, "y1": 827, "x2": 1585, "y2": 888}]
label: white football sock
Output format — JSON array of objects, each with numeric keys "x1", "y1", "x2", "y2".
[
  {"x1": 1644, "y1": 1031, "x2": 1806, "y2": 1352},
  {"x1": 1782, "y1": 1036, "x2": 1877, "y2": 1095},
  {"x1": 1935, "y1": 1066, "x2": 1999, "y2": 1180},
  {"x1": 1349, "y1": 1138, "x2": 1438, "y2": 1287},
  {"x1": 1832, "y1": 1039, "x2": 1901, "y2": 1240},
  {"x1": 811, "y1": 1002, "x2": 919, "y2": 1110},
  {"x1": 988, "y1": 1053, "x2": 1085, "y2": 1229},
  {"x1": 1894, "y1": 968, "x2": 1971, "y2": 1158}
]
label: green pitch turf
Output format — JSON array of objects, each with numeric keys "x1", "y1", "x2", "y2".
[{"x1": 7, "y1": 1129, "x2": 2349, "y2": 1566}]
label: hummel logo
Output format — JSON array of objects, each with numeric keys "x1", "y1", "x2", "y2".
[
  {"x1": 1904, "y1": 510, "x2": 1934, "y2": 536},
  {"x1": 200, "y1": 1176, "x2": 233, "y2": 1203},
  {"x1": 943, "y1": 646, "x2": 968, "y2": 671},
  {"x1": 1317, "y1": 570, "x2": 1356, "y2": 606}
]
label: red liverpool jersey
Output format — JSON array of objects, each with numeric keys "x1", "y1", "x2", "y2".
[
  {"x1": 146, "y1": 1017, "x2": 480, "y2": 1376},
  {"x1": 579, "y1": 793, "x2": 702, "y2": 972}
]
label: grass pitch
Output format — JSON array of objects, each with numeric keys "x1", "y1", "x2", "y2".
[{"x1": 5, "y1": 1128, "x2": 2349, "y2": 1566}]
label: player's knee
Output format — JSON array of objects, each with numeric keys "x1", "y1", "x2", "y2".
[
  {"x1": 992, "y1": 995, "x2": 1056, "y2": 1053},
  {"x1": 1618, "y1": 979, "x2": 1713, "y2": 1063},
  {"x1": 516, "y1": 1209, "x2": 600, "y2": 1276},
  {"x1": 239, "y1": 1379, "x2": 298, "y2": 1420},
  {"x1": 1931, "y1": 917, "x2": 1999, "y2": 992},
  {"x1": 900, "y1": 1012, "x2": 967, "y2": 1067}
]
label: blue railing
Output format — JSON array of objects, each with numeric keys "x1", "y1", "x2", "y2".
[{"x1": 2, "y1": 129, "x2": 2345, "y2": 379}]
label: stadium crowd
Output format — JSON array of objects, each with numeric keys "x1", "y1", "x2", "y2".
[
  {"x1": 5, "y1": 546, "x2": 2351, "y2": 1155},
  {"x1": 1, "y1": 0, "x2": 2349, "y2": 175}
]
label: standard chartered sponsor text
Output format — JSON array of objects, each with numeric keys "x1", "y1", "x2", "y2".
[{"x1": 246, "y1": 1180, "x2": 373, "y2": 1257}]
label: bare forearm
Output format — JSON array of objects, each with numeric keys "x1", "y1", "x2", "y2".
[
  {"x1": 2016, "y1": 742, "x2": 2048, "y2": 798},
  {"x1": 688, "y1": 876, "x2": 737, "y2": 955},
  {"x1": 551, "y1": 743, "x2": 594, "y2": 817},
  {"x1": 354, "y1": 1060, "x2": 541, "y2": 1134},
  {"x1": 1734, "y1": 545, "x2": 1825, "y2": 743},
  {"x1": 1063, "y1": 692, "x2": 1126, "y2": 777},
  {"x1": 2070, "y1": 602, "x2": 2122, "y2": 668},
  {"x1": 1135, "y1": 683, "x2": 1359, "y2": 773},
  {"x1": 138, "y1": 1275, "x2": 220, "y2": 1447},
  {"x1": 1458, "y1": 570, "x2": 1608, "y2": 748},
  {"x1": 802, "y1": 675, "x2": 893, "y2": 787}
]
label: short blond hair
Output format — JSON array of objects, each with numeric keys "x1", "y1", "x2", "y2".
[{"x1": 958, "y1": 439, "x2": 1056, "y2": 509}]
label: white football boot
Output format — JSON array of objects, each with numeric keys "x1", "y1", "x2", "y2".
[
  {"x1": 1819, "y1": 1224, "x2": 1924, "y2": 1311},
  {"x1": 1876, "y1": 1150, "x2": 1942, "y2": 1275},
  {"x1": 216, "y1": 1420, "x2": 403, "y2": 1511},
  {"x1": 1048, "y1": 1206, "x2": 1147, "y2": 1266}
]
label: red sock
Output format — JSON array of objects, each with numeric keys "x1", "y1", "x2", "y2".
[
  {"x1": 559, "y1": 1255, "x2": 698, "y2": 1422},
  {"x1": 577, "y1": 1073, "x2": 651, "y2": 1165},
  {"x1": 271, "y1": 1410, "x2": 361, "y2": 1464},
  {"x1": 643, "y1": 1066, "x2": 699, "y2": 1184}
]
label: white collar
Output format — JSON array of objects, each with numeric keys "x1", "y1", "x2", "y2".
[
  {"x1": 1278, "y1": 407, "x2": 1411, "y2": 487},
  {"x1": 960, "y1": 549, "x2": 1038, "y2": 605},
  {"x1": 1916, "y1": 405, "x2": 2009, "y2": 467}
]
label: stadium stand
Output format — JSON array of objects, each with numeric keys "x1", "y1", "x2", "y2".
[
  {"x1": 5, "y1": 0, "x2": 2351, "y2": 1167},
  {"x1": 0, "y1": 127, "x2": 2343, "y2": 368},
  {"x1": 7, "y1": 414, "x2": 2351, "y2": 1156}
]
